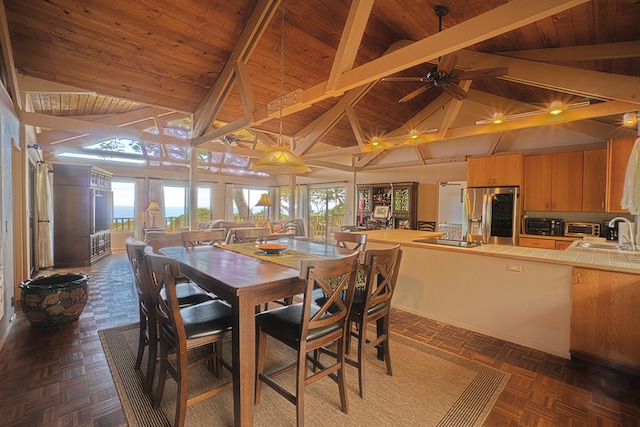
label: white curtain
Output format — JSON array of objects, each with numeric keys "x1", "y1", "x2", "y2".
[
  {"x1": 298, "y1": 184, "x2": 309, "y2": 234},
  {"x1": 36, "y1": 162, "x2": 54, "y2": 268},
  {"x1": 134, "y1": 177, "x2": 145, "y2": 240},
  {"x1": 149, "y1": 179, "x2": 165, "y2": 228}
]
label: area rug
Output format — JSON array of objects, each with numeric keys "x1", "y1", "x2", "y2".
[{"x1": 99, "y1": 323, "x2": 509, "y2": 427}]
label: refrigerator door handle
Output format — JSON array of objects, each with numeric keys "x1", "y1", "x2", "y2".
[{"x1": 482, "y1": 192, "x2": 491, "y2": 243}]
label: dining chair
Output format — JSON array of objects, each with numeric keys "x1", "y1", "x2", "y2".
[
  {"x1": 145, "y1": 247, "x2": 234, "y2": 427},
  {"x1": 334, "y1": 231, "x2": 367, "y2": 252},
  {"x1": 346, "y1": 244, "x2": 403, "y2": 398},
  {"x1": 125, "y1": 238, "x2": 217, "y2": 393},
  {"x1": 125, "y1": 238, "x2": 159, "y2": 393},
  {"x1": 417, "y1": 221, "x2": 437, "y2": 232},
  {"x1": 255, "y1": 251, "x2": 360, "y2": 427},
  {"x1": 227, "y1": 227, "x2": 270, "y2": 244},
  {"x1": 144, "y1": 235, "x2": 215, "y2": 306},
  {"x1": 180, "y1": 229, "x2": 226, "y2": 248}
]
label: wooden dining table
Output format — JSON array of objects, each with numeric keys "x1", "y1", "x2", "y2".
[{"x1": 160, "y1": 239, "x2": 353, "y2": 427}]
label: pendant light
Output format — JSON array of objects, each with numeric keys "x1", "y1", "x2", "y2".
[{"x1": 251, "y1": 0, "x2": 310, "y2": 174}]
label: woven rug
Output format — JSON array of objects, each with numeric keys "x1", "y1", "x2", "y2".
[{"x1": 99, "y1": 323, "x2": 509, "y2": 427}]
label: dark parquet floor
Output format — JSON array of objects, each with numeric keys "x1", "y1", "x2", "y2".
[{"x1": 0, "y1": 252, "x2": 638, "y2": 426}]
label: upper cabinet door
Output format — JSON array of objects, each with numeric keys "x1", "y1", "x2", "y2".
[
  {"x1": 582, "y1": 148, "x2": 607, "y2": 212},
  {"x1": 524, "y1": 154, "x2": 552, "y2": 211},
  {"x1": 606, "y1": 137, "x2": 636, "y2": 213},
  {"x1": 551, "y1": 151, "x2": 583, "y2": 212},
  {"x1": 467, "y1": 153, "x2": 523, "y2": 187}
]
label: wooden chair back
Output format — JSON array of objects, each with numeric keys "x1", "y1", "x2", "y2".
[
  {"x1": 227, "y1": 227, "x2": 270, "y2": 244},
  {"x1": 145, "y1": 233, "x2": 183, "y2": 253},
  {"x1": 347, "y1": 244, "x2": 403, "y2": 398},
  {"x1": 255, "y1": 251, "x2": 360, "y2": 424},
  {"x1": 180, "y1": 229, "x2": 226, "y2": 248},
  {"x1": 125, "y1": 238, "x2": 157, "y2": 392},
  {"x1": 334, "y1": 231, "x2": 367, "y2": 252},
  {"x1": 417, "y1": 221, "x2": 436, "y2": 232}
]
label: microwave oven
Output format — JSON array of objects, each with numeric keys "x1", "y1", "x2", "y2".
[{"x1": 524, "y1": 218, "x2": 564, "y2": 236}]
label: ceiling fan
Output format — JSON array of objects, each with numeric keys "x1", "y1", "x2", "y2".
[{"x1": 382, "y1": 6, "x2": 508, "y2": 102}]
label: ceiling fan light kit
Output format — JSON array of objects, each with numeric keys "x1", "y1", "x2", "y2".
[{"x1": 382, "y1": 5, "x2": 508, "y2": 103}]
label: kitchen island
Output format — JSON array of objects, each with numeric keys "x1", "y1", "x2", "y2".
[{"x1": 358, "y1": 229, "x2": 640, "y2": 361}]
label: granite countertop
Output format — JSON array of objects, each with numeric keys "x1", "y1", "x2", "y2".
[{"x1": 359, "y1": 229, "x2": 640, "y2": 275}]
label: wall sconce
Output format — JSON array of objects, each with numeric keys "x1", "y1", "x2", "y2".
[
  {"x1": 492, "y1": 112, "x2": 504, "y2": 124},
  {"x1": 623, "y1": 112, "x2": 638, "y2": 126},
  {"x1": 146, "y1": 201, "x2": 161, "y2": 228},
  {"x1": 549, "y1": 101, "x2": 563, "y2": 115}
]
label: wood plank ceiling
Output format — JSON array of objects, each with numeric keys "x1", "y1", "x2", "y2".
[{"x1": 3, "y1": 0, "x2": 640, "y2": 174}]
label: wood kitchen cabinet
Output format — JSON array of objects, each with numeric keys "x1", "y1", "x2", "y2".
[
  {"x1": 571, "y1": 268, "x2": 640, "y2": 371},
  {"x1": 519, "y1": 236, "x2": 575, "y2": 250},
  {"x1": 606, "y1": 137, "x2": 636, "y2": 213},
  {"x1": 582, "y1": 148, "x2": 607, "y2": 212},
  {"x1": 467, "y1": 153, "x2": 523, "y2": 187},
  {"x1": 523, "y1": 151, "x2": 583, "y2": 211}
]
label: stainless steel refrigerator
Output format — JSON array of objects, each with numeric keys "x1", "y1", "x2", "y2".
[{"x1": 462, "y1": 186, "x2": 519, "y2": 245}]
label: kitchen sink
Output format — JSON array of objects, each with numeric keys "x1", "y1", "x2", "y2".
[
  {"x1": 575, "y1": 241, "x2": 635, "y2": 251},
  {"x1": 413, "y1": 238, "x2": 481, "y2": 248}
]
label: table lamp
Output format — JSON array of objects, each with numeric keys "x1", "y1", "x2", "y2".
[{"x1": 147, "y1": 201, "x2": 161, "y2": 228}]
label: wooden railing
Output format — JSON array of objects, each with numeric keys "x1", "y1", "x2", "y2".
[{"x1": 112, "y1": 217, "x2": 135, "y2": 232}]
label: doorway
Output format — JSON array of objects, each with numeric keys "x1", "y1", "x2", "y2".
[{"x1": 308, "y1": 186, "x2": 346, "y2": 242}]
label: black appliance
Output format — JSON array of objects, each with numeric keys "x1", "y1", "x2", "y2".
[
  {"x1": 524, "y1": 218, "x2": 564, "y2": 236},
  {"x1": 602, "y1": 219, "x2": 619, "y2": 241}
]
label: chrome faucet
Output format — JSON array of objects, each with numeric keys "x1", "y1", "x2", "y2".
[{"x1": 609, "y1": 217, "x2": 636, "y2": 250}]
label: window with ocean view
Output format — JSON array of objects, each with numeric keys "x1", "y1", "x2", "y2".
[{"x1": 112, "y1": 181, "x2": 135, "y2": 232}]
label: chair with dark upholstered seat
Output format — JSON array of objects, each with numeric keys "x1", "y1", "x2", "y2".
[
  {"x1": 417, "y1": 221, "x2": 436, "y2": 232},
  {"x1": 145, "y1": 247, "x2": 233, "y2": 427},
  {"x1": 226, "y1": 227, "x2": 270, "y2": 244},
  {"x1": 180, "y1": 229, "x2": 226, "y2": 248},
  {"x1": 125, "y1": 238, "x2": 159, "y2": 393},
  {"x1": 346, "y1": 244, "x2": 403, "y2": 398},
  {"x1": 143, "y1": 234, "x2": 214, "y2": 306},
  {"x1": 125, "y1": 238, "x2": 216, "y2": 394},
  {"x1": 334, "y1": 231, "x2": 367, "y2": 252},
  {"x1": 255, "y1": 251, "x2": 360, "y2": 427}
]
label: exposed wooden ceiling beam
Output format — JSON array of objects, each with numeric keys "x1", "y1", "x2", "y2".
[
  {"x1": 499, "y1": 41, "x2": 640, "y2": 61},
  {"x1": 454, "y1": 50, "x2": 640, "y2": 105},
  {"x1": 436, "y1": 81, "x2": 472, "y2": 140},
  {"x1": 325, "y1": 0, "x2": 374, "y2": 94},
  {"x1": 192, "y1": 0, "x2": 589, "y2": 146},
  {"x1": 192, "y1": 0, "x2": 280, "y2": 136}
]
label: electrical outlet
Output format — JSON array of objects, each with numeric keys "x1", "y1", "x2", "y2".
[{"x1": 507, "y1": 263, "x2": 523, "y2": 272}]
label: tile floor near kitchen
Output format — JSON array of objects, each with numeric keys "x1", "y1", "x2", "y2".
[{"x1": 0, "y1": 251, "x2": 638, "y2": 426}]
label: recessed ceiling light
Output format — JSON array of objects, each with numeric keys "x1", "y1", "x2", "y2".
[
  {"x1": 549, "y1": 101, "x2": 563, "y2": 115},
  {"x1": 623, "y1": 112, "x2": 637, "y2": 126}
]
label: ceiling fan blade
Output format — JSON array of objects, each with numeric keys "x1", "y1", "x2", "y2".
[
  {"x1": 381, "y1": 76, "x2": 427, "y2": 82},
  {"x1": 437, "y1": 54, "x2": 458, "y2": 74},
  {"x1": 455, "y1": 67, "x2": 509, "y2": 81},
  {"x1": 398, "y1": 84, "x2": 433, "y2": 103},
  {"x1": 441, "y1": 83, "x2": 468, "y2": 101}
]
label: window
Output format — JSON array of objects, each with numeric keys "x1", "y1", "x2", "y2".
[
  {"x1": 197, "y1": 187, "x2": 212, "y2": 222},
  {"x1": 111, "y1": 181, "x2": 135, "y2": 232},
  {"x1": 164, "y1": 186, "x2": 186, "y2": 231},
  {"x1": 229, "y1": 186, "x2": 270, "y2": 222},
  {"x1": 308, "y1": 186, "x2": 346, "y2": 241}
]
